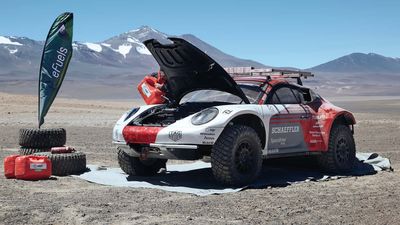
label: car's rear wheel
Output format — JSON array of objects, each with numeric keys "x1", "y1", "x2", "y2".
[
  {"x1": 211, "y1": 125, "x2": 262, "y2": 186},
  {"x1": 317, "y1": 124, "x2": 356, "y2": 173},
  {"x1": 117, "y1": 148, "x2": 167, "y2": 176}
]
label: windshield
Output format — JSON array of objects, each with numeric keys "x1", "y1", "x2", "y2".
[{"x1": 181, "y1": 84, "x2": 262, "y2": 104}]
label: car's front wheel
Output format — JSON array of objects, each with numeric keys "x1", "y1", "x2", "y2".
[
  {"x1": 317, "y1": 124, "x2": 356, "y2": 173},
  {"x1": 117, "y1": 148, "x2": 167, "y2": 176},
  {"x1": 211, "y1": 125, "x2": 263, "y2": 186}
]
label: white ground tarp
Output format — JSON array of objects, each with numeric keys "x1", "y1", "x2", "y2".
[{"x1": 74, "y1": 152, "x2": 392, "y2": 196}]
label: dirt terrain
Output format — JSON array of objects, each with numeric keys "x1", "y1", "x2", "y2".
[{"x1": 0, "y1": 92, "x2": 399, "y2": 225}]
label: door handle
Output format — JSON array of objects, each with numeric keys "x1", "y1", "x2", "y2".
[{"x1": 300, "y1": 115, "x2": 309, "y2": 119}]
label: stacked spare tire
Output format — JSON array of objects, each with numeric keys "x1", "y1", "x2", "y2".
[{"x1": 18, "y1": 128, "x2": 87, "y2": 176}]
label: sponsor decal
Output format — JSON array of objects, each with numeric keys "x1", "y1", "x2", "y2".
[
  {"x1": 311, "y1": 114, "x2": 326, "y2": 131},
  {"x1": 168, "y1": 130, "x2": 182, "y2": 142},
  {"x1": 51, "y1": 47, "x2": 68, "y2": 78},
  {"x1": 309, "y1": 131, "x2": 322, "y2": 137},
  {"x1": 200, "y1": 128, "x2": 216, "y2": 136},
  {"x1": 222, "y1": 109, "x2": 233, "y2": 114},
  {"x1": 141, "y1": 83, "x2": 151, "y2": 97},
  {"x1": 200, "y1": 132, "x2": 215, "y2": 136},
  {"x1": 201, "y1": 128, "x2": 218, "y2": 144},
  {"x1": 313, "y1": 114, "x2": 326, "y2": 121},
  {"x1": 206, "y1": 128, "x2": 216, "y2": 132},
  {"x1": 268, "y1": 105, "x2": 276, "y2": 112},
  {"x1": 268, "y1": 148, "x2": 279, "y2": 153},
  {"x1": 270, "y1": 137, "x2": 286, "y2": 145},
  {"x1": 203, "y1": 136, "x2": 215, "y2": 140},
  {"x1": 58, "y1": 24, "x2": 66, "y2": 36},
  {"x1": 271, "y1": 126, "x2": 300, "y2": 134},
  {"x1": 30, "y1": 163, "x2": 47, "y2": 171}
]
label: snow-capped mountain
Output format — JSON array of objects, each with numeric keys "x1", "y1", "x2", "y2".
[
  {"x1": 0, "y1": 36, "x2": 43, "y2": 74},
  {"x1": 0, "y1": 26, "x2": 264, "y2": 81},
  {"x1": 1, "y1": 26, "x2": 400, "y2": 99},
  {"x1": 0, "y1": 26, "x2": 266, "y2": 98}
]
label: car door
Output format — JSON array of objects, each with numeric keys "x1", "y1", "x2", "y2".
[
  {"x1": 263, "y1": 85, "x2": 311, "y2": 155},
  {"x1": 301, "y1": 88, "x2": 326, "y2": 151}
]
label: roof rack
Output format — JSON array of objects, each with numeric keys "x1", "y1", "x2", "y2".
[{"x1": 224, "y1": 66, "x2": 314, "y2": 85}]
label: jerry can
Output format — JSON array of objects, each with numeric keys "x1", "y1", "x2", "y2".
[
  {"x1": 137, "y1": 75, "x2": 165, "y2": 105},
  {"x1": 15, "y1": 155, "x2": 52, "y2": 180},
  {"x1": 4, "y1": 155, "x2": 19, "y2": 179}
]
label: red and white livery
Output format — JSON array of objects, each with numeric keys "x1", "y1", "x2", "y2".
[{"x1": 113, "y1": 38, "x2": 356, "y2": 186}]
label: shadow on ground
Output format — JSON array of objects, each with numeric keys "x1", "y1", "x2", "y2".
[
  {"x1": 76, "y1": 153, "x2": 389, "y2": 195},
  {"x1": 126, "y1": 157, "x2": 377, "y2": 190}
]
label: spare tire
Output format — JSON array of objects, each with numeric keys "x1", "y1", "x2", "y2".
[
  {"x1": 19, "y1": 128, "x2": 66, "y2": 148},
  {"x1": 19, "y1": 147, "x2": 50, "y2": 155},
  {"x1": 34, "y1": 151, "x2": 86, "y2": 176}
]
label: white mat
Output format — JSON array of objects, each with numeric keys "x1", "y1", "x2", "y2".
[{"x1": 74, "y1": 152, "x2": 392, "y2": 196}]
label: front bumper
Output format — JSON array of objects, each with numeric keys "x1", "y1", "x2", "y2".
[{"x1": 115, "y1": 142, "x2": 204, "y2": 160}]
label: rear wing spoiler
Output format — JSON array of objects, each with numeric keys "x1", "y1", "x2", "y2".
[{"x1": 224, "y1": 67, "x2": 314, "y2": 85}]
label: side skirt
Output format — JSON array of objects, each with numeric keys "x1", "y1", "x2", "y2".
[{"x1": 263, "y1": 151, "x2": 322, "y2": 159}]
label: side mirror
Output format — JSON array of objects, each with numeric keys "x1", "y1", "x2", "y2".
[{"x1": 302, "y1": 89, "x2": 312, "y2": 103}]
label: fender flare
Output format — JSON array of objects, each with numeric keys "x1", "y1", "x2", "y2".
[
  {"x1": 222, "y1": 113, "x2": 267, "y2": 149},
  {"x1": 326, "y1": 111, "x2": 356, "y2": 145}
]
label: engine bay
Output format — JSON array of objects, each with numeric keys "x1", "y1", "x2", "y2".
[{"x1": 129, "y1": 102, "x2": 231, "y2": 126}]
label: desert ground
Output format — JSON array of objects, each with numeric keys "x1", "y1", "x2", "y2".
[{"x1": 1, "y1": 92, "x2": 400, "y2": 225}]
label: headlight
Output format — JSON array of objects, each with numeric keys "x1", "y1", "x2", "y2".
[
  {"x1": 124, "y1": 107, "x2": 139, "y2": 121},
  {"x1": 191, "y1": 107, "x2": 219, "y2": 125}
]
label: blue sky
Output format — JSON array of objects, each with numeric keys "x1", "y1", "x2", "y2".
[{"x1": 0, "y1": 0, "x2": 399, "y2": 68}]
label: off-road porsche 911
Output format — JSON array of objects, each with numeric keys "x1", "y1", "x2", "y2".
[{"x1": 113, "y1": 38, "x2": 356, "y2": 186}]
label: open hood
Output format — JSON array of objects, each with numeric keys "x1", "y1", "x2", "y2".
[{"x1": 144, "y1": 38, "x2": 250, "y2": 105}]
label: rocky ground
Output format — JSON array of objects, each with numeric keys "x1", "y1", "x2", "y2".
[{"x1": 0, "y1": 92, "x2": 399, "y2": 225}]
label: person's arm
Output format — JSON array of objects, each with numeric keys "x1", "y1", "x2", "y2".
[
  {"x1": 155, "y1": 82, "x2": 164, "y2": 89},
  {"x1": 144, "y1": 75, "x2": 157, "y2": 86}
]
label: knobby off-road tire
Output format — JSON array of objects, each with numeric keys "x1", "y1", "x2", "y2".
[
  {"x1": 117, "y1": 148, "x2": 167, "y2": 176},
  {"x1": 211, "y1": 125, "x2": 263, "y2": 186},
  {"x1": 19, "y1": 147, "x2": 50, "y2": 155},
  {"x1": 317, "y1": 124, "x2": 356, "y2": 173},
  {"x1": 34, "y1": 152, "x2": 86, "y2": 176},
  {"x1": 19, "y1": 128, "x2": 66, "y2": 148}
]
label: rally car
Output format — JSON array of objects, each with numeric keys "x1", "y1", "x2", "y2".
[{"x1": 113, "y1": 38, "x2": 356, "y2": 186}]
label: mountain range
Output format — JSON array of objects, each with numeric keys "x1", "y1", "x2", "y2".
[
  {"x1": 309, "y1": 52, "x2": 400, "y2": 73},
  {"x1": 0, "y1": 25, "x2": 399, "y2": 98},
  {"x1": 0, "y1": 26, "x2": 264, "y2": 78}
]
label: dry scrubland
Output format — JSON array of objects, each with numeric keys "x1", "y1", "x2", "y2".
[{"x1": 1, "y1": 92, "x2": 400, "y2": 224}]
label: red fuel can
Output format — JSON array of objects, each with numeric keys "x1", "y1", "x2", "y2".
[
  {"x1": 137, "y1": 75, "x2": 165, "y2": 105},
  {"x1": 4, "y1": 155, "x2": 19, "y2": 179},
  {"x1": 15, "y1": 155, "x2": 52, "y2": 180}
]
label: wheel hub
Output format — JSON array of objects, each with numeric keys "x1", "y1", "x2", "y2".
[
  {"x1": 336, "y1": 137, "x2": 350, "y2": 163},
  {"x1": 235, "y1": 142, "x2": 254, "y2": 173}
]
